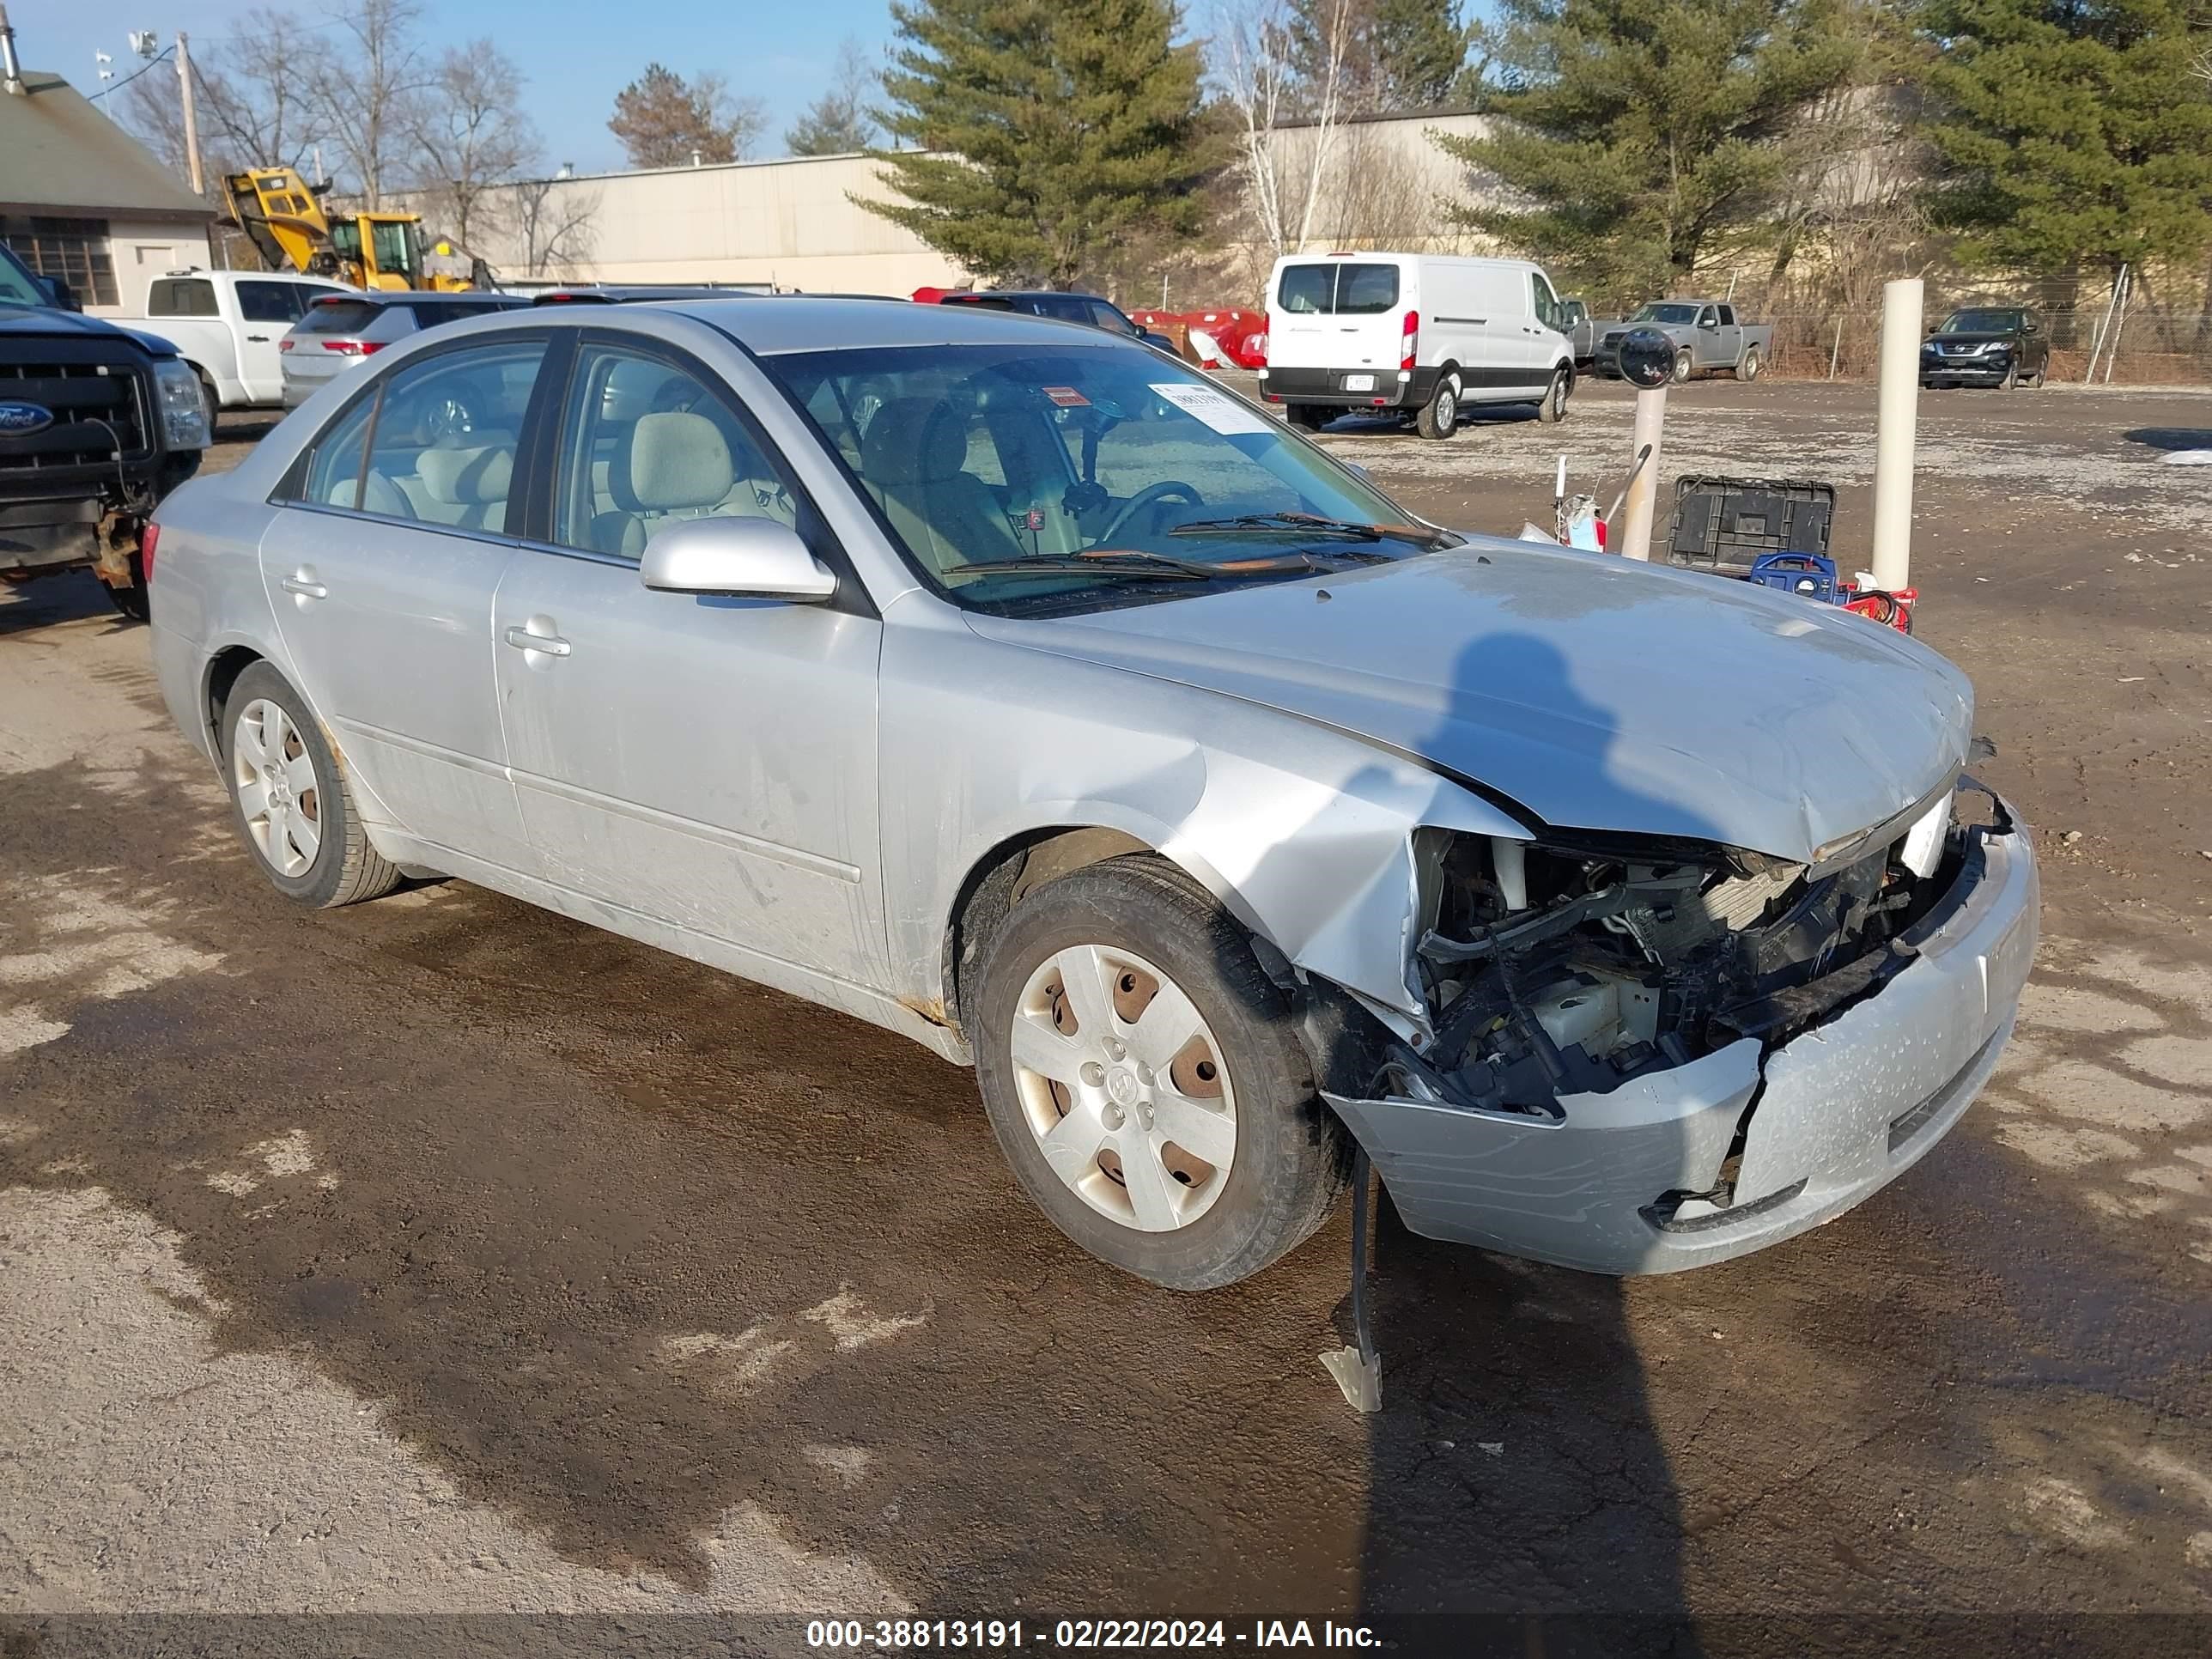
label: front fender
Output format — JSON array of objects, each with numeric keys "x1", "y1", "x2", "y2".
[{"x1": 878, "y1": 605, "x2": 1527, "y2": 1028}]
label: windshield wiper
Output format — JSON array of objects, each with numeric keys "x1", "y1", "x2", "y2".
[
  {"x1": 939, "y1": 552, "x2": 1216, "y2": 582},
  {"x1": 1170, "y1": 512, "x2": 1384, "y2": 541},
  {"x1": 1169, "y1": 511, "x2": 1456, "y2": 548}
]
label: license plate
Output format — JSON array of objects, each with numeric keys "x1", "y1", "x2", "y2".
[{"x1": 1341, "y1": 374, "x2": 1374, "y2": 392}]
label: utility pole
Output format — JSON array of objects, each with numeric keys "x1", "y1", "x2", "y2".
[{"x1": 176, "y1": 31, "x2": 204, "y2": 198}]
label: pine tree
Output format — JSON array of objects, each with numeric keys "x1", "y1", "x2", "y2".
[
  {"x1": 1915, "y1": 0, "x2": 2212, "y2": 288},
  {"x1": 864, "y1": 0, "x2": 1212, "y2": 288},
  {"x1": 1437, "y1": 0, "x2": 1862, "y2": 296},
  {"x1": 1288, "y1": 0, "x2": 1472, "y2": 111},
  {"x1": 609, "y1": 64, "x2": 763, "y2": 169}
]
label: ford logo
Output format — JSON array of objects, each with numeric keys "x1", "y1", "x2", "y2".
[{"x1": 0, "y1": 400, "x2": 55, "y2": 436}]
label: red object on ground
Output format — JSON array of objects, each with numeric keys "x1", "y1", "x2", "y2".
[{"x1": 1839, "y1": 585, "x2": 1917, "y2": 634}]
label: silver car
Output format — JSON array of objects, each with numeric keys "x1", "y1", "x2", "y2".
[
  {"x1": 279, "y1": 290, "x2": 526, "y2": 408},
  {"x1": 146, "y1": 299, "x2": 2038, "y2": 1289}
]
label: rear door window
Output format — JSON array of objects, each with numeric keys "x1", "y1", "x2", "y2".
[
  {"x1": 362, "y1": 340, "x2": 548, "y2": 531},
  {"x1": 1274, "y1": 263, "x2": 1400, "y2": 315},
  {"x1": 239, "y1": 281, "x2": 303, "y2": 324}
]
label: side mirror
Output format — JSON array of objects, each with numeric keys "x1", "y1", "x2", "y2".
[
  {"x1": 639, "y1": 516, "x2": 837, "y2": 602},
  {"x1": 36, "y1": 276, "x2": 79, "y2": 312},
  {"x1": 2021, "y1": 319, "x2": 2039, "y2": 334},
  {"x1": 1698, "y1": 316, "x2": 1718, "y2": 330}
]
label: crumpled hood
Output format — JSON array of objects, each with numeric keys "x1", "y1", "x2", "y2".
[{"x1": 967, "y1": 540, "x2": 1972, "y2": 864}]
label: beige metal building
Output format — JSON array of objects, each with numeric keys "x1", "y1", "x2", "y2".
[{"x1": 0, "y1": 55, "x2": 215, "y2": 316}]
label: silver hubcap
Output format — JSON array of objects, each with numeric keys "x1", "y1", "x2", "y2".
[
  {"x1": 1436, "y1": 392, "x2": 1455, "y2": 429},
  {"x1": 232, "y1": 698, "x2": 322, "y2": 878},
  {"x1": 1009, "y1": 944, "x2": 1237, "y2": 1232}
]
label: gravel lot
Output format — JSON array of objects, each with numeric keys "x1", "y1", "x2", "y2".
[{"x1": 3, "y1": 374, "x2": 2209, "y2": 1656}]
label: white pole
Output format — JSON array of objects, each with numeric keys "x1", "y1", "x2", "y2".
[
  {"x1": 176, "y1": 32, "x2": 204, "y2": 198},
  {"x1": 2084, "y1": 265, "x2": 2125, "y2": 383},
  {"x1": 2101, "y1": 268, "x2": 2130, "y2": 386},
  {"x1": 1870, "y1": 276, "x2": 1923, "y2": 593},
  {"x1": 1828, "y1": 315, "x2": 1844, "y2": 380},
  {"x1": 1619, "y1": 386, "x2": 1668, "y2": 562}
]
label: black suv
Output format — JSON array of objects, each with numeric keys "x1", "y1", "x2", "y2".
[
  {"x1": 932, "y1": 290, "x2": 1178, "y2": 352},
  {"x1": 1921, "y1": 307, "x2": 2050, "y2": 390},
  {"x1": 0, "y1": 241, "x2": 208, "y2": 618}
]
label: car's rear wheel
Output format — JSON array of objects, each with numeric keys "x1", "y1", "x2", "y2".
[
  {"x1": 1734, "y1": 347, "x2": 1762, "y2": 383},
  {"x1": 1415, "y1": 377, "x2": 1459, "y2": 440},
  {"x1": 221, "y1": 662, "x2": 402, "y2": 908},
  {"x1": 971, "y1": 856, "x2": 1349, "y2": 1290},
  {"x1": 1534, "y1": 368, "x2": 1569, "y2": 422}
]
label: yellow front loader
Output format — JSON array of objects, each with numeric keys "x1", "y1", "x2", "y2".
[{"x1": 222, "y1": 168, "x2": 485, "y2": 291}]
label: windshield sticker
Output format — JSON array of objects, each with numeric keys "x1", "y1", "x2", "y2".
[
  {"x1": 1042, "y1": 385, "x2": 1091, "y2": 407},
  {"x1": 1149, "y1": 382, "x2": 1271, "y2": 436}
]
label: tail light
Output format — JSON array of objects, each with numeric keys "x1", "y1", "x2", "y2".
[
  {"x1": 319, "y1": 339, "x2": 384, "y2": 356},
  {"x1": 1595, "y1": 518, "x2": 1607, "y2": 551},
  {"x1": 1399, "y1": 309, "x2": 1419, "y2": 371},
  {"x1": 279, "y1": 338, "x2": 293, "y2": 352},
  {"x1": 140, "y1": 521, "x2": 160, "y2": 583}
]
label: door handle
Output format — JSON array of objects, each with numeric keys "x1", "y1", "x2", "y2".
[
  {"x1": 246, "y1": 333, "x2": 270, "y2": 342},
  {"x1": 505, "y1": 624, "x2": 571, "y2": 657},
  {"x1": 281, "y1": 573, "x2": 326, "y2": 599}
]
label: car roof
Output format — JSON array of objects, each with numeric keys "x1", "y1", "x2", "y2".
[
  {"x1": 313, "y1": 290, "x2": 520, "y2": 309},
  {"x1": 657, "y1": 295, "x2": 1125, "y2": 356}
]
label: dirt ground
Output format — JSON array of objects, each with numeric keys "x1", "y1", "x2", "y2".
[{"x1": 3, "y1": 376, "x2": 2209, "y2": 1656}]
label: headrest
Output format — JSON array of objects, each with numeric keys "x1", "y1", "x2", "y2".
[
  {"x1": 415, "y1": 444, "x2": 512, "y2": 506},
  {"x1": 619, "y1": 411, "x2": 734, "y2": 512},
  {"x1": 860, "y1": 398, "x2": 968, "y2": 486},
  {"x1": 329, "y1": 468, "x2": 416, "y2": 518},
  {"x1": 600, "y1": 357, "x2": 682, "y2": 422}
]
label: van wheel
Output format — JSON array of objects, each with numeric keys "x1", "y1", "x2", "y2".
[
  {"x1": 1672, "y1": 349, "x2": 1693, "y2": 385},
  {"x1": 1734, "y1": 347, "x2": 1761, "y2": 383},
  {"x1": 1415, "y1": 378, "x2": 1458, "y2": 440},
  {"x1": 1535, "y1": 368, "x2": 1569, "y2": 423}
]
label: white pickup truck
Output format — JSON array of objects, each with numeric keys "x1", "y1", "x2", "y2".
[{"x1": 118, "y1": 269, "x2": 354, "y2": 431}]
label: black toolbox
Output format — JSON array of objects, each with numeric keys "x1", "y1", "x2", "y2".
[{"x1": 1666, "y1": 477, "x2": 1835, "y2": 576}]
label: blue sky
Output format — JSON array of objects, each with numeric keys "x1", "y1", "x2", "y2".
[{"x1": 24, "y1": 0, "x2": 907, "y2": 175}]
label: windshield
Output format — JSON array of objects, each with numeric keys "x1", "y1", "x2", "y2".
[
  {"x1": 1940, "y1": 309, "x2": 2023, "y2": 334},
  {"x1": 0, "y1": 243, "x2": 48, "y2": 307},
  {"x1": 763, "y1": 343, "x2": 1446, "y2": 614},
  {"x1": 1630, "y1": 303, "x2": 1700, "y2": 325}
]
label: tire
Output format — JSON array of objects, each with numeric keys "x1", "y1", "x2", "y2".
[
  {"x1": 102, "y1": 551, "x2": 149, "y2": 622},
  {"x1": 970, "y1": 854, "x2": 1351, "y2": 1290},
  {"x1": 1999, "y1": 363, "x2": 2018, "y2": 391},
  {"x1": 1291, "y1": 404, "x2": 1334, "y2": 432},
  {"x1": 1734, "y1": 347, "x2": 1762, "y2": 383},
  {"x1": 1534, "y1": 368, "x2": 1569, "y2": 423},
  {"x1": 220, "y1": 662, "x2": 403, "y2": 908},
  {"x1": 1414, "y1": 376, "x2": 1459, "y2": 440},
  {"x1": 1672, "y1": 349, "x2": 1693, "y2": 385},
  {"x1": 195, "y1": 370, "x2": 220, "y2": 440}
]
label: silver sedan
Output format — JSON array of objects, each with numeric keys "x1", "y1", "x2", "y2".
[{"x1": 144, "y1": 298, "x2": 2038, "y2": 1288}]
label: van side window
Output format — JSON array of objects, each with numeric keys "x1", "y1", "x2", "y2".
[{"x1": 1529, "y1": 273, "x2": 1569, "y2": 333}]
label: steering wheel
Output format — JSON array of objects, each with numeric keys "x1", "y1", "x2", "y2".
[{"x1": 1094, "y1": 480, "x2": 1204, "y2": 545}]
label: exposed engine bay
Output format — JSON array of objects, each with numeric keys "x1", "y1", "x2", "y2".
[{"x1": 1387, "y1": 781, "x2": 1988, "y2": 1121}]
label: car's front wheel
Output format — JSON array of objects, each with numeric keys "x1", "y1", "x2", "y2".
[
  {"x1": 1672, "y1": 349, "x2": 1693, "y2": 385},
  {"x1": 221, "y1": 662, "x2": 403, "y2": 908},
  {"x1": 971, "y1": 856, "x2": 1349, "y2": 1290}
]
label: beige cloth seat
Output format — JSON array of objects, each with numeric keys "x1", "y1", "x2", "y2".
[
  {"x1": 329, "y1": 469, "x2": 416, "y2": 518},
  {"x1": 404, "y1": 443, "x2": 514, "y2": 530},
  {"x1": 588, "y1": 410, "x2": 738, "y2": 557},
  {"x1": 859, "y1": 398, "x2": 1024, "y2": 574}
]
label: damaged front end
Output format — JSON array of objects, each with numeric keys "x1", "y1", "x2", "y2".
[{"x1": 1316, "y1": 776, "x2": 2039, "y2": 1274}]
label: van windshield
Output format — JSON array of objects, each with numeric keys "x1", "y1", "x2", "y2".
[{"x1": 1276, "y1": 263, "x2": 1401, "y2": 315}]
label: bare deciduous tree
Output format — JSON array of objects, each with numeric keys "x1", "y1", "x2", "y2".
[
  {"x1": 307, "y1": 0, "x2": 434, "y2": 206},
  {"x1": 509, "y1": 177, "x2": 599, "y2": 276},
  {"x1": 410, "y1": 40, "x2": 538, "y2": 251},
  {"x1": 125, "y1": 7, "x2": 325, "y2": 196},
  {"x1": 1215, "y1": 0, "x2": 1356, "y2": 264}
]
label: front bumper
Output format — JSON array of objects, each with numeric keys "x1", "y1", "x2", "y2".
[
  {"x1": 1921, "y1": 356, "x2": 2012, "y2": 385},
  {"x1": 1323, "y1": 798, "x2": 2040, "y2": 1274},
  {"x1": 1260, "y1": 366, "x2": 1437, "y2": 410}
]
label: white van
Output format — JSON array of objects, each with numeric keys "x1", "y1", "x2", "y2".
[{"x1": 1258, "y1": 252, "x2": 1577, "y2": 438}]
